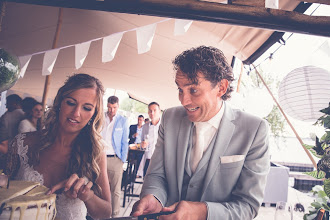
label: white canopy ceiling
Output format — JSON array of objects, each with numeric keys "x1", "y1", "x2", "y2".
[{"x1": 0, "y1": 1, "x2": 300, "y2": 109}]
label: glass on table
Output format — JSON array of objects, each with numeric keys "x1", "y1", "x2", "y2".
[{"x1": 141, "y1": 134, "x2": 149, "y2": 150}]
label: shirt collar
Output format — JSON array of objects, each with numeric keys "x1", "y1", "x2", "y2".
[
  {"x1": 150, "y1": 118, "x2": 160, "y2": 126},
  {"x1": 106, "y1": 113, "x2": 117, "y2": 122},
  {"x1": 194, "y1": 101, "x2": 225, "y2": 129}
]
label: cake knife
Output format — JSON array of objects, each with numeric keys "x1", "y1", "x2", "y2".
[{"x1": 108, "y1": 211, "x2": 175, "y2": 220}]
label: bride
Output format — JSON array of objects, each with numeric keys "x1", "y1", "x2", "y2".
[{"x1": 5, "y1": 73, "x2": 111, "y2": 219}]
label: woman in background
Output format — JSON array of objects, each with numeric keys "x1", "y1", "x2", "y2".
[
  {"x1": 18, "y1": 98, "x2": 43, "y2": 133},
  {"x1": 5, "y1": 73, "x2": 111, "y2": 219}
]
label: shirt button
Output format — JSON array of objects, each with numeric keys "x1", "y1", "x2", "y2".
[{"x1": 189, "y1": 184, "x2": 194, "y2": 188}]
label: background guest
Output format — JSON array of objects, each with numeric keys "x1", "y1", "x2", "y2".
[
  {"x1": 101, "y1": 95, "x2": 129, "y2": 218},
  {"x1": 140, "y1": 102, "x2": 161, "y2": 176},
  {"x1": 19, "y1": 98, "x2": 43, "y2": 133},
  {"x1": 0, "y1": 94, "x2": 25, "y2": 143},
  {"x1": 128, "y1": 115, "x2": 144, "y2": 145},
  {"x1": 144, "y1": 118, "x2": 150, "y2": 124}
]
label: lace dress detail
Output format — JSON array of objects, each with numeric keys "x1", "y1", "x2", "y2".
[
  {"x1": 13, "y1": 134, "x2": 87, "y2": 220},
  {"x1": 15, "y1": 134, "x2": 44, "y2": 184}
]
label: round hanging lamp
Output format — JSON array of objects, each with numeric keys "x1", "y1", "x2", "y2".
[{"x1": 278, "y1": 65, "x2": 330, "y2": 122}]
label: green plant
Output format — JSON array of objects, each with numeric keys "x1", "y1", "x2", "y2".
[{"x1": 303, "y1": 103, "x2": 330, "y2": 219}]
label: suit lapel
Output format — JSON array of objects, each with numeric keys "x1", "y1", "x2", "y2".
[
  {"x1": 201, "y1": 104, "x2": 236, "y2": 198},
  {"x1": 177, "y1": 115, "x2": 193, "y2": 199}
]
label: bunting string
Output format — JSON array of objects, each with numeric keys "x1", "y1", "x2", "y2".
[{"x1": 18, "y1": 17, "x2": 186, "y2": 77}]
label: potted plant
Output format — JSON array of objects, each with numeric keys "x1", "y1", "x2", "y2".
[{"x1": 303, "y1": 103, "x2": 330, "y2": 220}]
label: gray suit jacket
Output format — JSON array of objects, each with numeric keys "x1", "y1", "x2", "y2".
[{"x1": 140, "y1": 103, "x2": 270, "y2": 220}]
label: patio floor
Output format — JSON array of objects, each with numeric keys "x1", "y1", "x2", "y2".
[{"x1": 119, "y1": 176, "x2": 143, "y2": 217}]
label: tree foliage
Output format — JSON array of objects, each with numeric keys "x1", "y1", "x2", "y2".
[
  {"x1": 249, "y1": 66, "x2": 286, "y2": 137},
  {"x1": 120, "y1": 97, "x2": 148, "y2": 113}
]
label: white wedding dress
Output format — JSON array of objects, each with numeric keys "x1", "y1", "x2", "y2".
[{"x1": 13, "y1": 134, "x2": 88, "y2": 220}]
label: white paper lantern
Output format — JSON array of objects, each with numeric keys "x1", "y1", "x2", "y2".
[{"x1": 278, "y1": 66, "x2": 330, "y2": 122}]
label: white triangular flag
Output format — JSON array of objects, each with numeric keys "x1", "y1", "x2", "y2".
[
  {"x1": 75, "y1": 41, "x2": 91, "y2": 69},
  {"x1": 102, "y1": 32, "x2": 123, "y2": 63},
  {"x1": 42, "y1": 49, "x2": 60, "y2": 76},
  {"x1": 265, "y1": 0, "x2": 278, "y2": 9},
  {"x1": 18, "y1": 55, "x2": 32, "y2": 78},
  {"x1": 136, "y1": 23, "x2": 157, "y2": 54},
  {"x1": 174, "y1": 19, "x2": 193, "y2": 36}
]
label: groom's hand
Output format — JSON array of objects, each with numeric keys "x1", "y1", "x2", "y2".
[{"x1": 131, "y1": 194, "x2": 162, "y2": 216}]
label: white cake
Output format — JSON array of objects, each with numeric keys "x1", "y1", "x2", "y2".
[{"x1": 0, "y1": 180, "x2": 56, "y2": 220}]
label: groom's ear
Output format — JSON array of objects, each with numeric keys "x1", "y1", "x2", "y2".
[{"x1": 217, "y1": 79, "x2": 228, "y2": 98}]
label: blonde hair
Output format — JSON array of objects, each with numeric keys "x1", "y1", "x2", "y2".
[{"x1": 34, "y1": 73, "x2": 105, "y2": 195}]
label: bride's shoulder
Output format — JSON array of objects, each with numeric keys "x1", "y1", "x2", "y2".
[{"x1": 16, "y1": 131, "x2": 43, "y2": 150}]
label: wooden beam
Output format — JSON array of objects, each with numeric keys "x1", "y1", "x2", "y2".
[
  {"x1": 41, "y1": 8, "x2": 63, "y2": 110},
  {"x1": 232, "y1": 0, "x2": 330, "y2": 7},
  {"x1": 231, "y1": 0, "x2": 265, "y2": 7},
  {"x1": 5, "y1": 0, "x2": 330, "y2": 37}
]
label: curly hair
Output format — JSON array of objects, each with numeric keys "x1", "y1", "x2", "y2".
[
  {"x1": 172, "y1": 46, "x2": 235, "y2": 100},
  {"x1": 33, "y1": 73, "x2": 105, "y2": 195}
]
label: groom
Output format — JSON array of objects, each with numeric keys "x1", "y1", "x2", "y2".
[{"x1": 131, "y1": 46, "x2": 270, "y2": 219}]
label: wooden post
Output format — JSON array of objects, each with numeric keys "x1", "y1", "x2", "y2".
[
  {"x1": 252, "y1": 64, "x2": 317, "y2": 169},
  {"x1": 0, "y1": 1, "x2": 6, "y2": 32},
  {"x1": 236, "y1": 61, "x2": 244, "y2": 93},
  {"x1": 41, "y1": 8, "x2": 63, "y2": 110}
]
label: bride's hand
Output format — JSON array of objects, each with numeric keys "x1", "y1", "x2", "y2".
[{"x1": 47, "y1": 173, "x2": 94, "y2": 202}]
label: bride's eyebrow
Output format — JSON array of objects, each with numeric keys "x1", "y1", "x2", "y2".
[
  {"x1": 65, "y1": 97, "x2": 76, "y2": 101},
  {"x1": 66, "y1": 97, "x2": 95, "y2": 107}
]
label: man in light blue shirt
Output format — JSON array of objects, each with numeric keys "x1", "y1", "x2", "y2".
[{"x1": 101, "y1": 95, "x2": 129, "y2": 217}]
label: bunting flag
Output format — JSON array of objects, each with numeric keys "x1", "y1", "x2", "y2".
[
  {"x1": 265, "y1": 0, "x2": 279, "y2": 9},
  {"x1": 174, "y1": 19, "x2": 193, "y2": 36},
  {"x1": 42, "y1": 49, "x2": 60, "y2": 76},
  {"x1": 17, "y1": 18, "x2": 170, "y2": 79},
  {"x1": 136, "y1": 23, "x2": 157, "y2": 54},
  {"x1": 18, "y1": 55, "x2": 32, "y2": 78},
  {"x1": 75, "y1": 41, "x2": 91, "y2": 69},
  {"x1": 102, "y1": 32, "x2": 124, "y2": 63}
]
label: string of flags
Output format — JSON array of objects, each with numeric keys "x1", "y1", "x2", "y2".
[
  {"x1": 18, "y1": 18, "x2": 193, "y2": 78},
  {"x1": 17, "y1": 0, "x2": 279, "y2": 78}
]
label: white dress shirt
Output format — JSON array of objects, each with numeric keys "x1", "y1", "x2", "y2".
[
  {"x1": 192, "y1": 103, "x2": 225, "y2": 158},
  {"x1": 135, "y1": 126, "x2": 143, "y2": 144},
  {"x1": 145, "y1": 120, "x2": 161, "y2": 159},
  {"x1": 101, "y1": 114, "x2": 116, "y2": 155}
]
